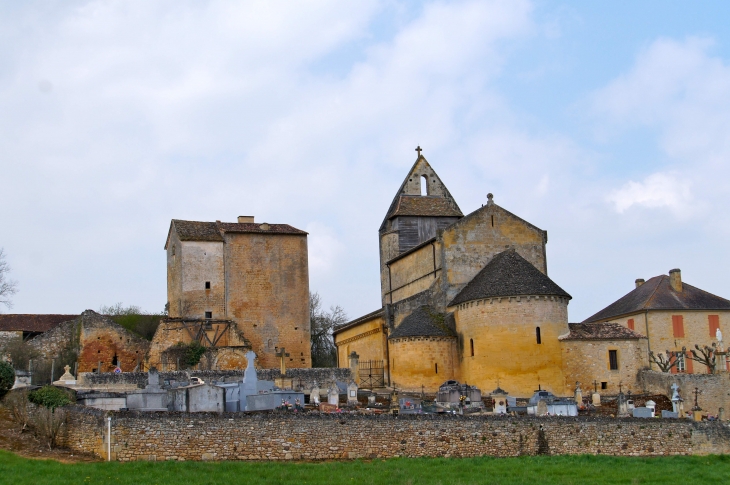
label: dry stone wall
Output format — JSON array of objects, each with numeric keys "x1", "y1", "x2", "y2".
[
  {"x1": 638, "y1": 369, "x2": 730, "y2": 415},
  {"x1": 61, "y1": 406, "x2": 730, "y2": 462}
]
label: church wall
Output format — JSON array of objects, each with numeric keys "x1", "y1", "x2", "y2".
[
  {"x1": 389, "y1": 336, "x2": 458, "y2": 392},
  {"x1": 560, "y1": 338, "x2": 648, "y2": 396},
  {"x1": 441, "y1": 205, "x2": 546, "y2": 304},
  {"x1": 453, "y1": 296, "x2": 568, "y2": 398},
  {"x1": 224, "y1": 232, "x2": 310, "y2": 369},
  {"x1": 179, "y1": 241, "x2": 225, "y2": 320},
  {"x1": 596, "y1": 310, "x2": 730, "y2": 373},
  {"x1": 334, "y1": 315, "x2": 387, "y2": 376},
  {"x1": 379, "y1": 231, "x2": 399, "y2": 304},
  {"x1": 388, "y1": 242, "x2": 442, "y2": 304}
]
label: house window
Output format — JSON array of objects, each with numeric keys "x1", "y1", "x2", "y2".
[
  {"x1": 672, "y1": 315, "x2": 685, "y2": 338},
  {"x1": 205, "y1": 281, "x2": 211, "y2": 289},
  {"x1": 421, "y1": 175, "x2": 428, "y2": 196},
  {"x1": 709, "y1": 315, "x2": 720, "y2": 338},
  {"x1": 627, "y1": 318, "x2": 634, "y2": 331},
  {"x1": 205, "y1": 311, "x2": 212, "y2": 319},
  {"x1": 676, "y1": 353, "x2": 686, "y2": 373},
  {"x1": 470, "y1": 339, "x2": 474, "y2": 357},
  {"x1": 601, "y1": 382, "x2": 607, "y2": 390},
  {"x1": 608, "y1": 350, "x2": 618, "y2": 370},
  {"x1": 536, "y1": 327, "x2": 542, "y2": 344}
]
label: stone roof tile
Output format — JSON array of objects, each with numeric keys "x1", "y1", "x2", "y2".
[
  {"x1": 389, "y1": 306, "x2": 456, "y2": 339},
  {"x1": 0, "y1": 314, "x2": 76, "y2": 333},
  {"x1": 560, "y1": 322, "x2": 646, "y2": 341}
]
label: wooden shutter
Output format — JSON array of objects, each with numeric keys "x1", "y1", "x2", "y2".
[
  {"x1": 709, "y1": 315, "x2": 720, "y2": 338},
  {"x1": 685, "y1": 351, "x2": 693, "y2": 374},
  {"x1": 672, "y1": 315, "x2": 685, "y2": 338},
  {"x1": 627, "y1": 318, "x2": 635, "y2": 331},
  {"x1": 670, "y1": 354, "x2": 677, "y2": 374}
]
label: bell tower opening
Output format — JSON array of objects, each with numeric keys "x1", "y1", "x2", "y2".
[{"x1": 421, "y1": 175, "x2": 428, "y2": 196}]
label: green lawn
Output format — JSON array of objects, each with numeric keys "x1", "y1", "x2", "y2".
[{"x1": 0, "y1": 450, "x2": 727, "y2": 485}]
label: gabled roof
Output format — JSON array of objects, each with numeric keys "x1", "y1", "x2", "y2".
[
  {"x1": 449, "y1": 249, "x2": 571, "y2": 306},
  {"x1": 559, "y1": 322, "x2": 646, "y2": 341},
  {"x1": 379, "y1": 156, "x2": 462, "y2": 232},
  {"x1": 332, "y1": 308, "x2": 384, "y2": 336},
  {"x1": 0, "y1": 314, "x2": 76, "y2": 333},
  {"x1": 166, "y1": 219, "x2": 307, "y2": 248},
  {"x1": 389, "y1": 305, "x2": 456, "y2": 339},
  {"x1": 583, "y1": 275, "x2": 730, "y2": 323}
]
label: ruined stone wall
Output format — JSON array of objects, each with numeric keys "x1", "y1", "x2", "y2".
[
  {"x1": 27, "y1": 318, "x2": 77, "y2": 359},
  {"x1": 61, "y1": 407, "x2": 730, "y2": 461},
  {"x1": 390, "y1": 336, "x2": 458, "y2": 392},
  {"x1": 638, "y1": 369, "x2": 730, "y2": 416},
  {"x1": 225, "y1": 233, "x2": 310, "y2": 369},
  {"x1": 76, "y1": 312, "x2": 151, "y2": 373},
  {"x1": 0, "y1": 330, "x2": 23, "y2": 350},
  {"x1": 80, "y1": 367, "x2": 354, "y2": 391},
  {"x1": 453, "y1": 296, "x2": 569, "y2": 398},
  {"x1": 441, "y1": 204, "x2": 547, "y2": 304},
  {"x1": 388, "y1": 242, "x2": 441, "y2": 304},
  {"x1": 560, "y1": 338, "x2": 648, "y2": 395}
]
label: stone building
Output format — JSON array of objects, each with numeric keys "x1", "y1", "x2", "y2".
[
  {"x1": 583, "y1": 269, "x2": 730, "y2": 374},
  {"x1": 0, "y1": 314, "x2": 75, "y2": 348},
  {"x1": 161, "y1": 217, "x2": 311, "y2": 369},
  {"x1": 334, "y1": 152, "x2": 656, "y2": 397},
  {"x1": 27, "y1": 310, "x2": 150, "y2": 373}
]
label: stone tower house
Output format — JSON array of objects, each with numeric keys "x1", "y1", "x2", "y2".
[{"x1": 163, "y1": 217, "x2": 311, "y2": 369}]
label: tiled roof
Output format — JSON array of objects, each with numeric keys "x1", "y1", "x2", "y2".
[
  {"x1": 390, "y1": 196, "x2": 463, "y2": 218},
  {"x1": 168, "y1": 219, "x2": 307, "y2": 247},
  {"x1": 389, "y1": 306, "x2": 456, "y2": 339},
  {"x1": 582, "y1": 275, "x2": 730, "y2": 323},
  {"x1": 0, "y1": 314, "x2": 76, "y2": 333},
  {"x1": 560, "y1": 322, "x2": 646, "y2": 341},
  {"x1": 449, "y1": 249, "x2": 571, "y2": 306},
  {"x1": 333, "y1": 308, "x2": 384, "y2": 335}
]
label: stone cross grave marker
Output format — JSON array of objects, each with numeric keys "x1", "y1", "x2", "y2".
[{"x1": 276, "y1": 348, "x2": 290, "y2": 376}]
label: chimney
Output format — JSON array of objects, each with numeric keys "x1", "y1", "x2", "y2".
[
  {"x1": 238, "y1": 216, "x2": 254, "y2": 223},
  {"x1": 669, "y1": 269, "x2": 682, "y2": 292},
  {"x1": 635, "y1": 279, "x2": 645, "y2": 288}
]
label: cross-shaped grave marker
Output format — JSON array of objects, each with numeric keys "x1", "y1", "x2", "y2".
[{"x1": 276, "y1": 347, "x2": 290, "y2": 376}]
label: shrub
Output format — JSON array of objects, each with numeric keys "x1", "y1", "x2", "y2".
[
  {"x1": 3, "y1": 389, "x2": 31, "y2": 432},
  {"x1": 0, "y1": 360, "x2": 14, "y2": 398},
  {"x1": 28, "y1": 386, "x2": 72, "y2": 410}
]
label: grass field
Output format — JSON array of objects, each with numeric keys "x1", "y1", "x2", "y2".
[{"x1": 0, "y1": 451, "x2": 728, "y2": 485}]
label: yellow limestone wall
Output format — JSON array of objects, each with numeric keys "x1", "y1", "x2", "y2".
[
  {"x1": 388, "y1": 242, "x2": 442, "y2": 304},
  {"x1": 334, "y1": 315, "x2": 388, "y2": 376},
  {"x1": 390, "y1": 336, "x2": 458, "y2": 392},
  {"x1": 560, "y1": 338, "x2": 648, "y2": 395},
  {"x1": 453, "y1": 296, "x2": 569, "y2": 398},
  {"x1": 596, "y1": 310, "x2": 730, "y2": 373}
]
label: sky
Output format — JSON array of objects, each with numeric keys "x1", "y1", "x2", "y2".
[{"x1": 2, "y1": 0, "x2": 730, "y2": 323}]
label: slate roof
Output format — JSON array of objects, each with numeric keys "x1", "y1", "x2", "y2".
[
  {"x1": 388, "y1": 306, "x2": 456, "y2": 339},
  {"x1": 582, "y1": 275, "x2": 730, "y2": 323},
  {"x1": 390, "y1": 196, "x2": 463, "y2": 218},
  {"x1": 166, "y1": 219, "x2": 307, "y2": 248},
  {"x1": 559, "y1": 322, "x2": 646, "y2": 341},
  {"x1": 333, "y1": 308, "x2": 384, "y2": 336},
  {"x1": 449, "y1": 249, "x2": 571, "y2": 306},
  {"x1": 0, "y1": 314, "x2": 76, "y2": 333}
]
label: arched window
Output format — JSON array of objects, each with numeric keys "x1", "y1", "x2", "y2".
[
  {"x1": 470, "y1": 338, "x2": 474, "y2": 357},
  {"x1": 421, "y1": 175, "x2": 428, "y2": 196},
  {"x1": 536, "y1": 327, "x2": 542, "y2": 344}
]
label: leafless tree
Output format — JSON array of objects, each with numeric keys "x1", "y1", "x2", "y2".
[
  {"x1": 0, "y1": 248, "x2": 18, "y2": 310},
  {"x1": 687, "y1": 344, "x2": 717, "y2": 374},
  {"x1": 310, "y1": 292, "x2": 347, "y2": 368},
  {"x1": 648, "y1": 350, "x2": 681, "y2": 373}
]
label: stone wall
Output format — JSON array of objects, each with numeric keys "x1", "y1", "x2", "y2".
[
  {"x1": 390, "y1": 336, "x2": 458, "y2": 391},
  {"x1": 80, "y1": 367, "x2": 354, "y2": 391},
  {"x1": 638, "y1": 369, "x2": 730, "y2": 415},
  {"x1": 61, "y1": 406, "x2": 730, "y2": 461}
]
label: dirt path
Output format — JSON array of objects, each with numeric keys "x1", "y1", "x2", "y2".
[{"x1": 0, "y1": 405, "x2": 100, "y2": 463}]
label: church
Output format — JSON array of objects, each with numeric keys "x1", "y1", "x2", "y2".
[{"x1": 333, "y1": 150, "x2": 647, "y2": 397}]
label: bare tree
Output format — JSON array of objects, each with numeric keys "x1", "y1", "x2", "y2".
[
  {"x1": 649, "y1": 350, "x2": 681, "y2": 373},
  {"x1": 687, "y1": 344, "x2": 717, "y2": 374},
  {"x1": 0, "y1": 248, "x2": 18, "y2": 310},
  {"x1": 310, "y1": 292, "x2": 347, "y2": 368}
]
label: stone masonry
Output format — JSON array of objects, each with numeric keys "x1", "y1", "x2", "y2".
[{"x1": 61, "y1": 406, "x2": 730, "y2": 461}]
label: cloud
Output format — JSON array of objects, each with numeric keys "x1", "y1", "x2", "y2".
[{"x1": 607, "y1": 172, "x2": 692, "y2": 215}]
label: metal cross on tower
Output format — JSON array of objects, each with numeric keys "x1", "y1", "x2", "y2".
[
  {"x1": 276, "y1": 348, "x2": 290, "y2": 376},
  {"x1": 415, "y1": 145, "x2": 423, "y2": 157}
]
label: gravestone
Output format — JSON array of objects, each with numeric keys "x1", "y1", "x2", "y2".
[
  {"x1": 574, "y1": 382, "x2": 583, "y2": 409},
  {"x1": 327, "y1": 383, "x2": 339, "y2": 406},
  {"x1": 591, "y1": 392, "x2": 601, "y2": 407},
  {"x1": 632, "y1": 407, "x2": 653, "y2": 418},
  {"x1": 536, "y1": 399, "x2": 548, "y2": 416},
  {"x1": 347, "y1": 381, "x2": 359, "y2": 406},
  {"x1": 12, "y1": 370, "x2": 32, "y2": 389},
  {"x1": 126, "y1": 367, "x2": 168, "y2": 411},
  {"x1": 661, "y1": 410, "x2": 678, "y2": 419},
  {"x1": 310, "y1": 382, "x2": 320, "y2": 405},
  {"x1": 53, "y1": 365, "x2": 77, "y2": 386}
]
